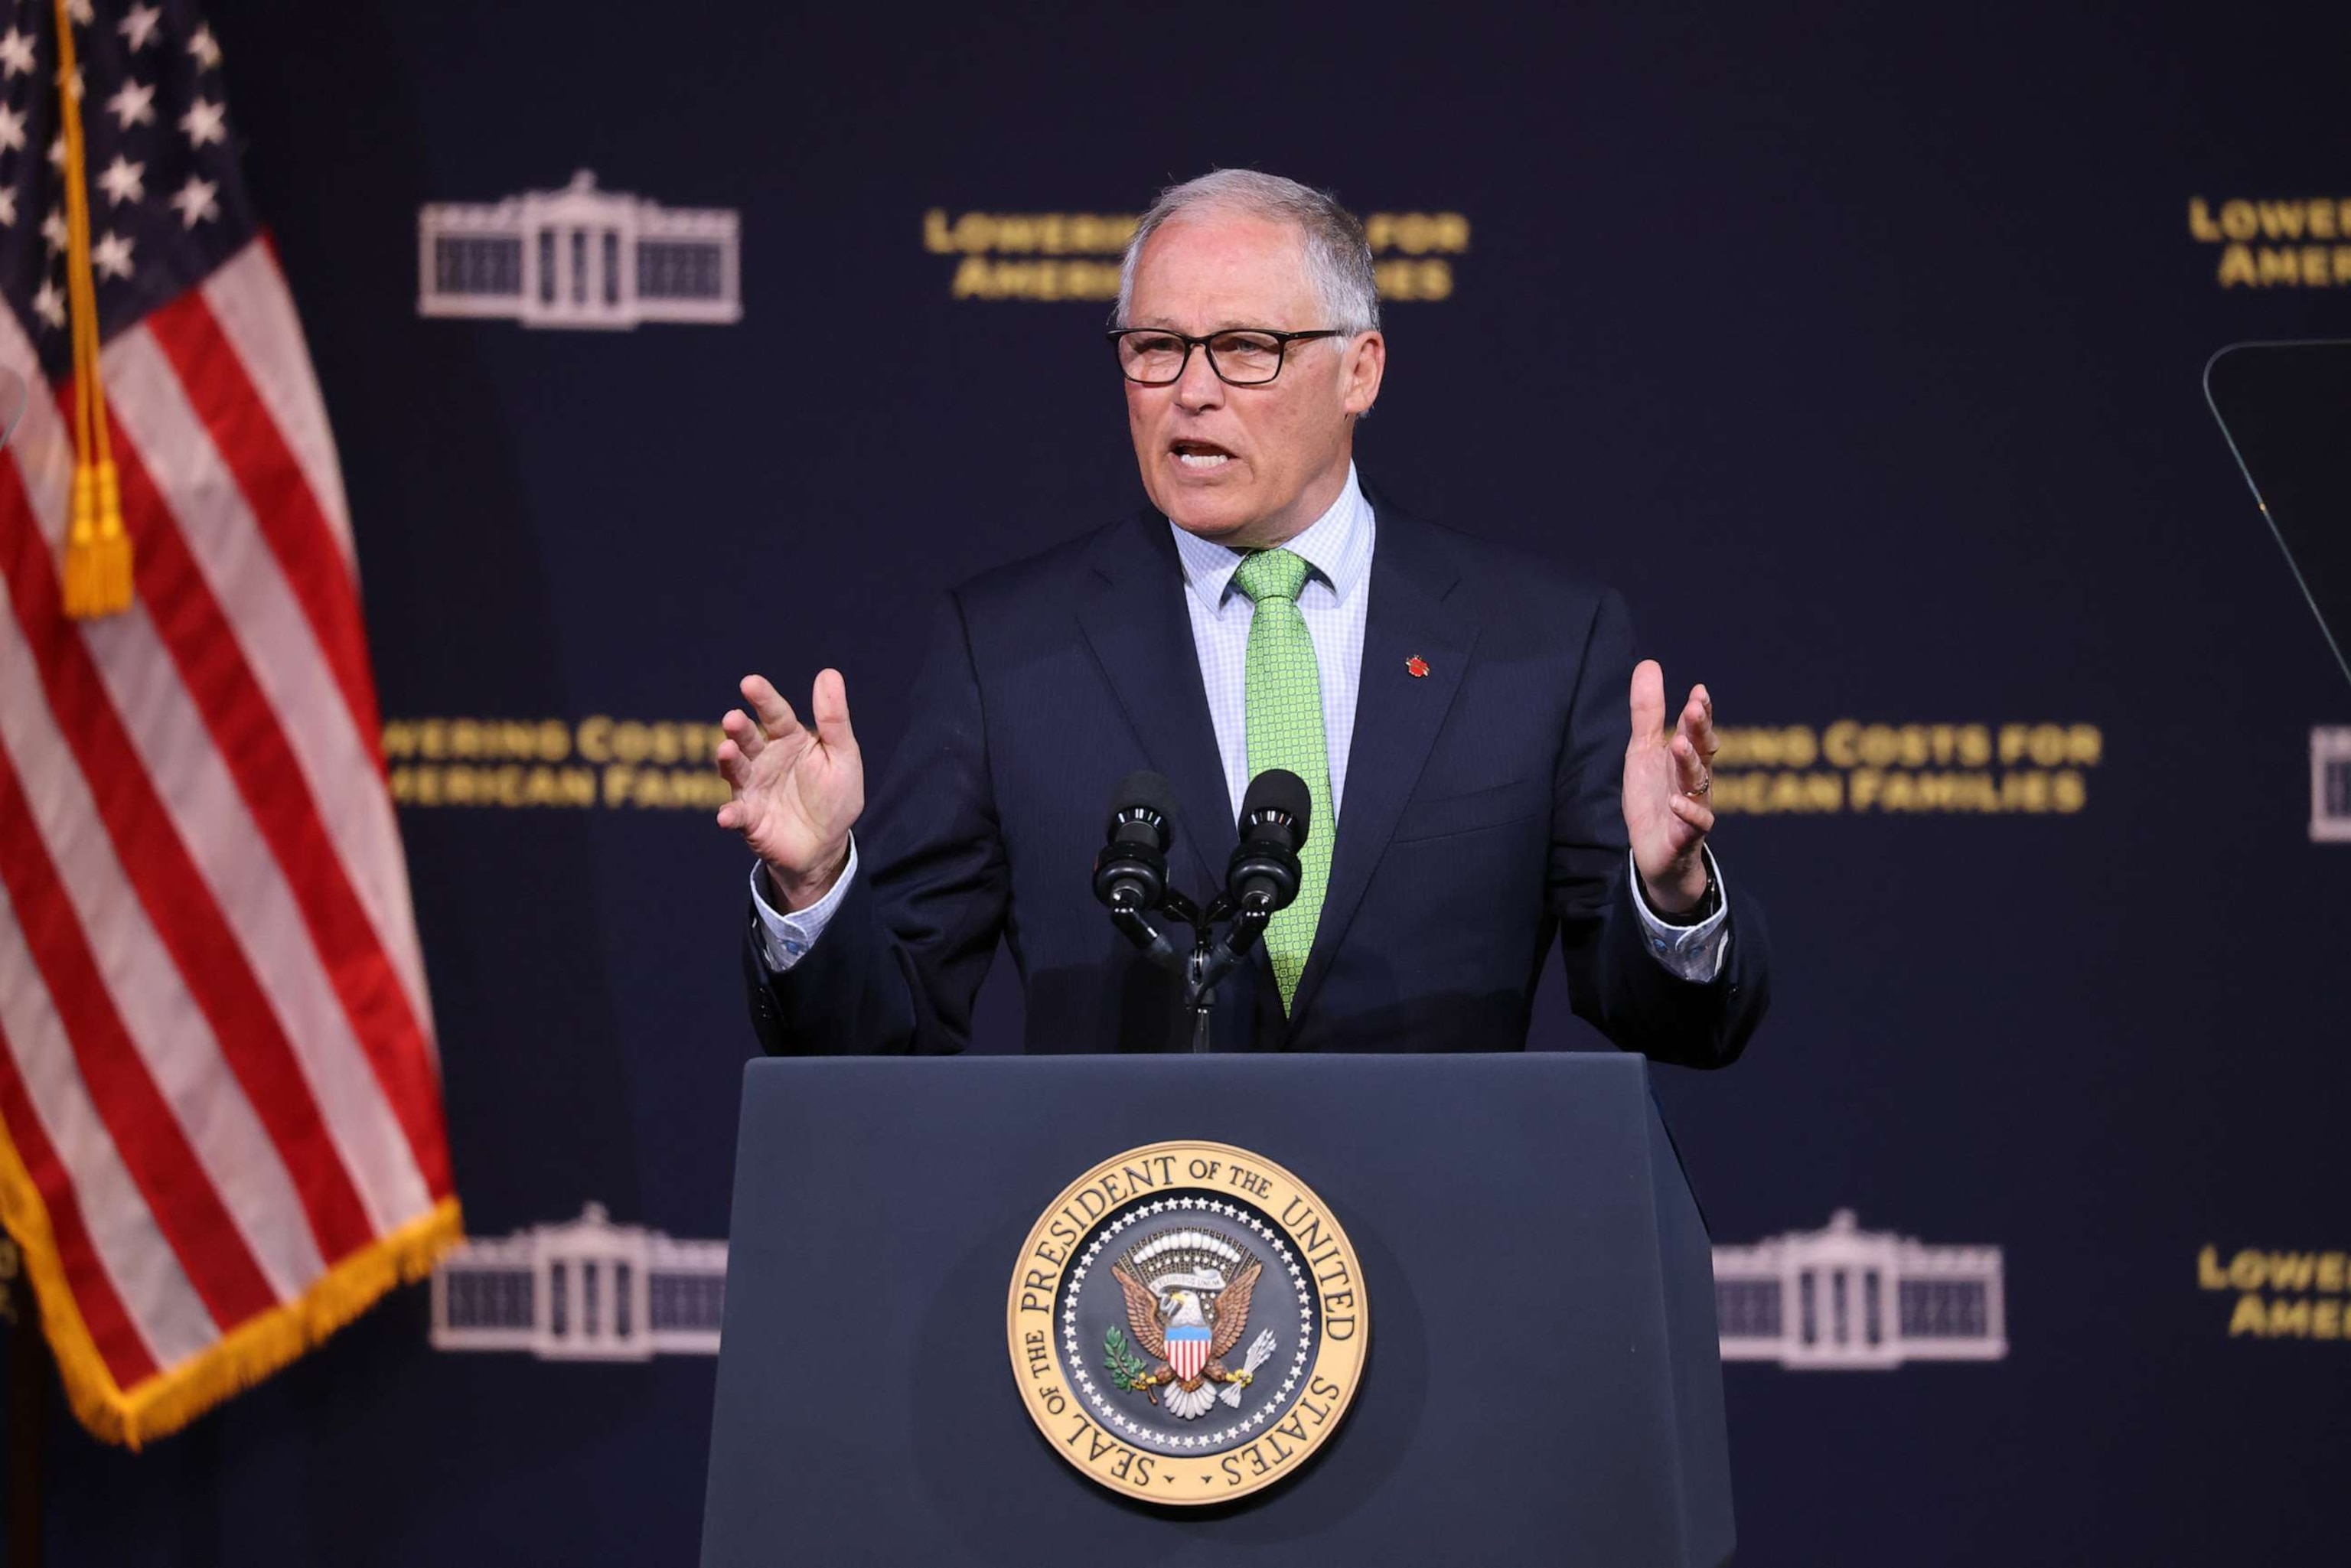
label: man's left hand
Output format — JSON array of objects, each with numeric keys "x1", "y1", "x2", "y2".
[{"x1": 1623, "y1": 660, "x2": 1716, "y2": 915}]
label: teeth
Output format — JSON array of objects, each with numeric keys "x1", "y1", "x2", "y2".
[{"x1": 1176, "y1": 452, "x2": 1229, "y2": 468}]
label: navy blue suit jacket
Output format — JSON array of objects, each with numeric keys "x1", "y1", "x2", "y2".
[{"x1": 742, "y1": 498, "x2": 1769, "y2": 1061}]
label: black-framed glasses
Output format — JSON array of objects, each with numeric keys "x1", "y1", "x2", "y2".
[{"x1": 1106, "y1": 327, "x2": 1346, "y2": 386}]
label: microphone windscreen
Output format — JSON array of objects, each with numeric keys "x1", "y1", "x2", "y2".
[
  {"x1": 1241, "y1": 768, "x2": 1311, "y2": 846},
  {"x1": 1110, "y1": 769, "x2": 1179, "y2": 828}
]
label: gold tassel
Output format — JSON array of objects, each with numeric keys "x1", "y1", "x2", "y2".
[
  {"x1": 61, "y1": 462, "x2": 95, "y2": 614},
  {"x1": 92, "y1": 457, "x2": 129, "y2": 611},
  {"x1": 53, "y1": 0, "x2": 130, "y2": 619}
]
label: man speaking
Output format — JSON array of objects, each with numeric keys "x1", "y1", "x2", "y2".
[{"x1": 715, "y1": 170, "x2": 1769, "y2": 1062}]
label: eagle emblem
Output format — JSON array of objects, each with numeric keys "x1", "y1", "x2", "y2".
[
  {"x1": 1103, "y1": 1229, "x2": 1280, "y2": 1420},
  {"x1": 1009, "y1": 1142, "x2": 1370, "y2": 1503}
]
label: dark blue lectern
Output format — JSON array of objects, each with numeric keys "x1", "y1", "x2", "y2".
[{"x1": 701, "y1": 1054, "x2": 1733, "y2": 1566}]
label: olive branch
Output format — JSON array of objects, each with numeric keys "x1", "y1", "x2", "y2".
[{"x1": 1103, "y1": 1325, "x2": 1154, "y2": 1391}]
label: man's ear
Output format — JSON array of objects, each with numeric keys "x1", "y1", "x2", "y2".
[{"x1": 1343, "y1": 331, "x2": 1386, "y2": 418}]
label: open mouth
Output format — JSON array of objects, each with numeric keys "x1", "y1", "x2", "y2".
[{"x1": 1170, "y1": 439, "x2": 1236, "y2": 471}]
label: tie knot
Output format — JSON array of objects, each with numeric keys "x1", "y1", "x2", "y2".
[{"x1": 1232, "y1": 547, "x2": 1312, "y2": 605}]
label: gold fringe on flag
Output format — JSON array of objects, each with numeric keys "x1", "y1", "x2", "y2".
[
  {"x1": 51, "y1": 0, "x2": 130, "y2": 619},
  {"x1": 0, "y1": 1087, "x2": 466, "y2": 1447}
]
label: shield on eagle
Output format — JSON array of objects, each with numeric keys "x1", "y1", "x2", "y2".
[{"x1": 1167, "y1": 1322, "x2": 1211, "y2": 1383}]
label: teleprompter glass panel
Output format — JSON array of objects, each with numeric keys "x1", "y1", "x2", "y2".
[{"x1": 2206, "y1": 341, "x2": 2351, "y2": 689}]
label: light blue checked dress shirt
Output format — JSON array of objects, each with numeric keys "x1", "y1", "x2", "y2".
[
  {"x1": 754, "y1": 464, "x2": 1730, "y2": 982},
  {"x1": 1169, "y1": 464, "x2": 1374, "y2": 821}
]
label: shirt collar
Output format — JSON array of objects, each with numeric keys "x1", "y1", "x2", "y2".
[{"x1": 1169, "y1": 463, "x2": 1374, "y2": 612}]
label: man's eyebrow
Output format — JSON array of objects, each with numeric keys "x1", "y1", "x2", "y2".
[{"x1": 1127, "y1": 318, "x2": 1273, "y2": 333}]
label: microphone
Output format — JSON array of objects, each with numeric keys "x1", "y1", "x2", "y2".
[
  {"x1": 1092, "y1": 768, "x2": 1303, "y2": 1052},
  {"x1": 1228, "y1": 768, "x2": 1311, "y2": 914},
  {"x1": 1092, "y1": 770, "x2": 1178, "y2": 912}
]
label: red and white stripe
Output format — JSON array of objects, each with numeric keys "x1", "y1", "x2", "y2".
[{"x1": 0, "y1": 236, "x2": 452, "y2": 1408}]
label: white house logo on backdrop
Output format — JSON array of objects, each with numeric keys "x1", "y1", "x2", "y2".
[
  {"x1": 429, "y1": 1204, "x2": 726, "y2": 1361},
  {"x1": 1713, "y1": 1210, "x2": 2007, "y2": 1371},
  {"x1": 428, "y1": 1203, "x2": 2006, "y2": 1371},
  {"x1": 2313, "y1": 728, "x2": 2351, "y2": 843},
  {"x1": 416, "y1": 171, "x2": 741, "y2": 330}
]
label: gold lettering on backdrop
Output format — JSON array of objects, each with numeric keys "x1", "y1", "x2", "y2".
[
  {"x1": 1361, "y1": 212, "x2": 1472, "y2": 254},
  {"x1": 2198, "y1": 1244, "x2": 2351, "y2": 1343},
  {"x1": 1707, "y1": 722, "x2": 2104, "y2": 816},
  {"x1": 2186, "y1": 197, "x2": 2351, "y2": 288},
  {"x1": 388, "y1": 764, "x2": 598, "y2": 809},
  {"x1": 381, "y1": 717, "x2": 574, "y2": 762},
  {"x1": 923, "y1": 210, "x2": 1140, "y2": 255},
  {"x1": 928, "y1": 209, "x2": 1472, "y2": 302},
  {"x1": 384, "y1": 718, "x2": 735, "y2": 811},
  {"x1": 951, "y1": 256, "x2": 1124, "y2": 302},
  {"x1": 1372, "y1": 258, "x2": 1453, "y2": 301}
]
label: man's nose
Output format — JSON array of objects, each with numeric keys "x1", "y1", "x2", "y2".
[{"x1": 1172, "y1": 342, "x2": 1225, "y2": 412}]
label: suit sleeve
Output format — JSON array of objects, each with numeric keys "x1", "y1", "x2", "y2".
[
  {"x1": 742, "y1": 593, "x2": 1009, "y2": 1055},
  {"x1": 1549, "y1": 589, "x2": 1771, "y2": 1068}
]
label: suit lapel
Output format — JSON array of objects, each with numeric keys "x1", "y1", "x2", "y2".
[
  {"x1": 1074, "y1": 513, "x2": 1236, "y2": 897},
  {"x1": 1286, "y1": 508, "x2": 1479, "y2": 1031}
]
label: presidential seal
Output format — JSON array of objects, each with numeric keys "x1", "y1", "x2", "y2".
[{"x1": 1005, "y1": 1141, "x2": 1368, "y2": 1504}]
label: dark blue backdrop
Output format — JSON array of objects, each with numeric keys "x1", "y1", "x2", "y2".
[{"x1": 10, "y1": 1, "x2": 2350, "y2": 1561}]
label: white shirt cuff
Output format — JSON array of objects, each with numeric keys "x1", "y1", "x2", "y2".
[
  {"x1": 748, "y1": 838, "x2": 859, "y2": 973},
  {"x1": 1628, "y1": 846, "x2": 1730, "y2": 983}
]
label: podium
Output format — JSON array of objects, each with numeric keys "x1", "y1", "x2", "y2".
[{"x1": 700, "y1": 1054, "x2": 1734, "y2": 1566}]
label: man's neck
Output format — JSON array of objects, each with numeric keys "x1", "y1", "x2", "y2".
[{"x1": 1218, "y1": 456, "x2": 1355, "y2": 552}]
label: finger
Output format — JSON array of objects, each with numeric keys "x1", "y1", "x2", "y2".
[
  {"x1": 1667, "y1": 789, "x2": 1715, "y2": 839},
  {"x1": 740, "y1": 674, "x2": 801, "y2": 740},
  {"x1": 1683, "y1": 686, "x2": 1720, "y2": 761},
  {"x1": 1670, "y1": 732, "x2": 1709, "y2": 794},
  {"x1": 1678, "y1": 686, "x2": 1717, "y2": 762},
  {"x1": 721, "y1": 706, "x2": 766, "y2": 761},
  {"x1": 1628, "y1": 660, "x2": 1666, "y2": 747},
  {"x1": 714, "y1": 736, "x2": 756, "y2": 792},
  {"x1": 810, "y1": 668, "x2": 857, "y2": 755}
]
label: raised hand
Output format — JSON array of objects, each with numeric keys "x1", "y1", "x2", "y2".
[
  {"x1": 714, "y1": 670, "x2": 863, "y2": 911},
  {"x1": 1622, "y1": 660, "x2": 1716, "y2": 915}
]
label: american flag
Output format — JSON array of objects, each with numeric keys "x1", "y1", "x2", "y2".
[{"x1": 0, "y1": 0, "x2": 458, "y2": 1446}]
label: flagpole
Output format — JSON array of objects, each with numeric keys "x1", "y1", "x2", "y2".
[{"x1": 4, "y1": 1241, "x2": 47, "y2": 1566}]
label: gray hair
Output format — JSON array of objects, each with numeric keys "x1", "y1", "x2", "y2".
[{"x1": 1114, "y1": 169, "x2": 1381, "y2": 335}]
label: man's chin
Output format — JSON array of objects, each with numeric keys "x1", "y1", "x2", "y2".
[
  {"x1": 1156, "y1": 490, "x2": 1260, "y2": 543},
  {"x1": 1166, "y1": 509, "x2": 1251, "y2": 543}
]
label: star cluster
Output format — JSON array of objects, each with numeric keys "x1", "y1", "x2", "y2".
[{"x1": 0, "y1": 1, "x2": 256, "y2": 379}]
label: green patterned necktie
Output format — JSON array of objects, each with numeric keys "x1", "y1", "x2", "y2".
[{"x1": 1231, "y1": 547, "x2": 1332, "y2": 1014}]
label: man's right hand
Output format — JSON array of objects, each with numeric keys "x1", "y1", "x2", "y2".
[{"x1": 715, "y1": 671, "x2": 863, "y2": 911}]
